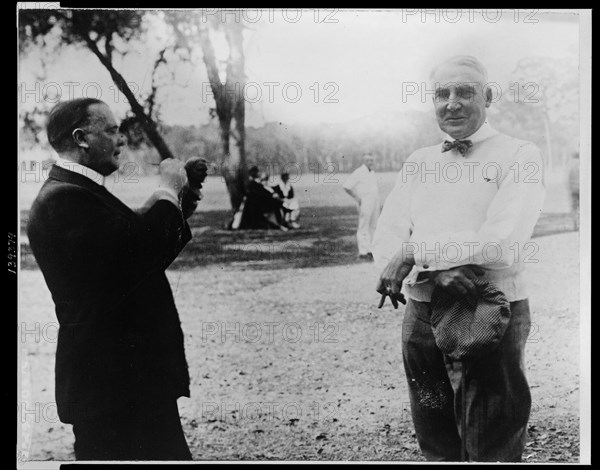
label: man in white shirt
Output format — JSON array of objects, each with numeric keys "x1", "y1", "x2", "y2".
[
  {"x1": 373, "y1": 56, "x2": 545, "y2": 461},
  {"x1": 343, "y1": 153, "x2": 380, "y2": 260}
]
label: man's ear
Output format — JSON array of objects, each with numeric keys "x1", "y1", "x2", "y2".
[
  {"x1": 72, "y1": 128, "x2": 89, "y2": 149},
  {"x1": 484, "y1": 87, "x2": 493, "y2": 108}
]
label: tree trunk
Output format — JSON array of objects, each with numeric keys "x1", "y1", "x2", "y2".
[
  {"x1": 198, "y1": 22, "x2": 247, "y2": 212},
  {"x1": 224, "y1": 22, "x2": 247, "y2": 211}
]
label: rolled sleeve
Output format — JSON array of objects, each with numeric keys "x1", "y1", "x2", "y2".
[{"x1": 372, "y1": 156, "x2": 419, "y2": 274}]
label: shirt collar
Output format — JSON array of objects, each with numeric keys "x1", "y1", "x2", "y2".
[
  {"x1": 443, "y1": 120, "x2": 497, "y2": 144},
  {"x1": 54, "y1": 157, "x2": 105, "y2": 186}
]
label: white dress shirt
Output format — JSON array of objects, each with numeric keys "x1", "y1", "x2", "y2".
[
  {"x1": 343, "y1": 164, "x2": 379, "y2": 198},
  {"x1": 372, "y1": 122, "x2": 546, "y2": 302}
]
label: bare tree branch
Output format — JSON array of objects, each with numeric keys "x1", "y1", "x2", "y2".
[{"x1": 73, "y1": 21, "x2": 175, "y2": 160}]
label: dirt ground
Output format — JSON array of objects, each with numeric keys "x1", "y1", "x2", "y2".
[{"x1": 18, "y1": 226, "x2": 581, "y2": 462}]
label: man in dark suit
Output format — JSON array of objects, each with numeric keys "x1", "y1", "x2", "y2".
[{"x1": 27, "y1": 98, "x2": 198, "y2": 460}]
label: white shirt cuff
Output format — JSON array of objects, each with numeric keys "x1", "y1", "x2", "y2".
[{"x1": 403, "y1": 265, "x2": 430, "y2": 287}]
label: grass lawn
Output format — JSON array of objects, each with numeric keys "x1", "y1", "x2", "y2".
[{"x1": 19, "y1": 169, "x2": 576, "y2": 270}]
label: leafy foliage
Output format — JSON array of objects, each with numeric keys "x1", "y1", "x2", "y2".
[{"x1": 19, "y1": 10, "x2": 142, "y2": 50}]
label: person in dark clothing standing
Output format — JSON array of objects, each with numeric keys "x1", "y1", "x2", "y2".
[{"x1": 27, "y1": 98, "x2": 198, "y2": 460}]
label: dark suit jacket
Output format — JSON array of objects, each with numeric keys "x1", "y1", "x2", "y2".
[
  {"x1": 238, "y1": 180, "x2": 283, "y2": 229},
  {"x1": 27, "y1": 165, "x2": 192, "y2": 424}
]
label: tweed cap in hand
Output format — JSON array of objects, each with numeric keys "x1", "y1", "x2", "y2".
[{"x1": 430, "y1": 278, "x2": 511, "y2": 361}]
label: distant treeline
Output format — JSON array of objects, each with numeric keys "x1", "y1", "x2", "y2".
[
  {"x1": 105, "y1": 109, "x2": 442, "y2": 175},
  {"x1": 21, "y1": 95, "x2": 578, "y2": 176},
  {"x1": 150, "y1": 109, "x2": 443, "y2": 174},
  {"x1": 123, "y1": 99, "x2": 577, "y2": 175}
]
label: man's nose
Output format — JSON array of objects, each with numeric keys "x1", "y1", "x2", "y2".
[{"x1": 446, "y1": 99, "x2": 462, "y2": 112}]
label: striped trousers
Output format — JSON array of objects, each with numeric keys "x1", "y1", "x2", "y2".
[{"x1": 402, "y1": 298, "x2": 532, "y2": 462}]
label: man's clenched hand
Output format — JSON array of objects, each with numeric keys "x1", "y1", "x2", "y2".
[
  {"x1": 159, "y1": 158, "x2": 188, "y2": 195},
  {"x1": 432, "y1": 265, "x2": 485, "y2": 306},
  {"x1": 376, "y1": 250, "x2": 415, "y2": 309}
]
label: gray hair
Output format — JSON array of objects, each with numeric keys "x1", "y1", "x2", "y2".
[{"x1": 429, "y1": 55, "x2": 489, "y2": 83}]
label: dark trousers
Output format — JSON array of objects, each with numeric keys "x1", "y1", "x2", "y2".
[
  {"x1": 402, "y1": 298, "x2": 532, "y2": 462},
  {"x1": 72, "y1": 398, "x2": 192, "y2": 461}
]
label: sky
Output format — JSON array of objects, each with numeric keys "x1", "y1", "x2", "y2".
[{"x1": 18, "y1": 8, "x2": 581, "y2": 128}]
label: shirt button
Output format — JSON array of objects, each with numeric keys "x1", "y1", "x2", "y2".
[{"x1": 423, "y1": 264, "x2": 429, "y2": 269}]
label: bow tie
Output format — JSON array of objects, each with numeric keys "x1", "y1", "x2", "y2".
[{"x1": 441, "y1": 139, "x2": 473, "y2": 157}]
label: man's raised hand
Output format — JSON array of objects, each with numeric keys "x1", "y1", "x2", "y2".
[{"x1": 159, "y1": 158, "x2": 188, "y2": 196}]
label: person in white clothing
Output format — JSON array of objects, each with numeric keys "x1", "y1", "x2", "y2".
[
  {"x1": 372, "y1": 56, "x2": 545, "y2": 461},
  {"x1": 272, "y1": 172, "x2": 301, "y2": 229},
  {"x1": 343, "y1": 153, "x2": 380, "y2": 260}
]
